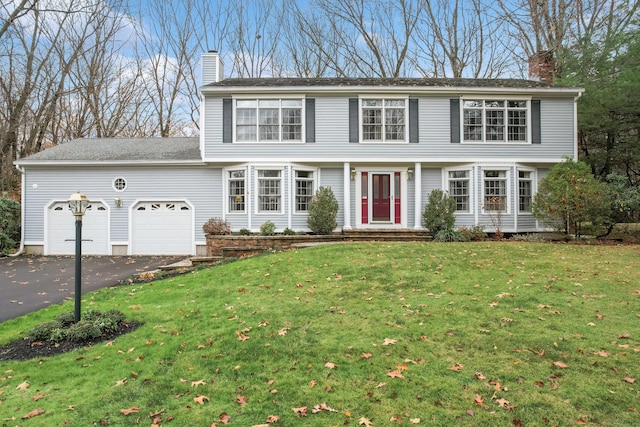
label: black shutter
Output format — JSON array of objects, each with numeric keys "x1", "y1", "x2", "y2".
[
  {"x1": 305, "y1": 98, "x2": 315, "y2": 143},
  {"x1": 223, "y1": 98, "x2": 232, "y2": 143},
  {"x1": 531, "y1": 99, "x2": 541, "y2": 144},
  {"x1": 349, "y1": 98, "x2": 359, "y2": 143},
  {"x1": 450, "y1": 99, "x2": 460, "y2": 143},
  {"x1": 409, "y1": 98, "x2": 419, "y2": 143}
]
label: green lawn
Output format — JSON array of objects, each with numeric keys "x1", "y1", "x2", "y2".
[{"x1": 1, "y1": 242, "x2": 639, "y2": 426}]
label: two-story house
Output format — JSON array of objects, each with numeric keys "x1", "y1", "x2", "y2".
[{"x1": 14, "y1": 51, "x2": 583, "y2": 256}]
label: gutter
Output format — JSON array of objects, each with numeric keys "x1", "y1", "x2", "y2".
[{"x1": 8, "y1": 164, "x2": 26, "y2": 257}]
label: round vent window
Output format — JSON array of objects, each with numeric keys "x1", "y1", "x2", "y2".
[{"x1": 113, "y1": 177, "x2": 127, "y2": 191}]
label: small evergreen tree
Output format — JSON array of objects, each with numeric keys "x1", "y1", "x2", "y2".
[
  {"x1": 422, "y1": 189, "x2": 456, "y2": 235},
  {"x1": 533, "y1": 158, "x2": 611, "y2": 238},
  {"x1": 307, "y1": 186, "x2": 339, "y2": 235},
  {"x1": 0, "y1": 193, "x2": 21, "y2": 255}
]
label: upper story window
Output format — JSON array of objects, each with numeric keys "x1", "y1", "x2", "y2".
[
  {"x1": 236, "y1": 99, "x2": 302, "y2": 142},
  {"x1": 463, "y1": 100, "x2": 528, "y2": 143},
  {"x1": 361, "y1": 99, "x2": 406, "y2": 142}
]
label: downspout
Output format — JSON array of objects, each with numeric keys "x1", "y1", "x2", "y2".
[
  {"x1": 573, "y1": 92, "x2": 583, "y2": 161},
  {"x1": 8, "y1": 164, "x2": 26, "y2": 257}
]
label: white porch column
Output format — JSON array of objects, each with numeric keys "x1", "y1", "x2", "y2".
[
  {"x1": 343, "y1": 162, "x2": 352, "y2": 230},
  {"x1": 414, "y1": 162, "x2": 422, "y2": 229}
]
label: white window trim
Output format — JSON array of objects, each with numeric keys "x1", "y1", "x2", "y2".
[
  {"x1": 255, "y1": 167, "x2": 285, "y2": 214},
  {"x1": 224, "y1": 167, "x2": 248, "y2": 215},
  {"x1": 480, "y1": 167, "x2": 512, "y2": 215},
  {"x1": 233, "y1": 96, "x2": 306, "y2": 144},
  {"x1": 460, "y1": 97, "x2": 532, "y2": 144},
  {"x1": 359, "y1": 96, "x2": 409, "y2": 144},
  {"x1": 292, "y1": 166, "x2": 319, "y2": 215},
  {"x1": 443, "y1": 166, "x2": 475, "y2": 215},
  {"x1": 516, "y1": 166, "x2": 537, "y2": 214}
]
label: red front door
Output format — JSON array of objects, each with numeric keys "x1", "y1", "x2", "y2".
[{"x1": 372, "y1": 174, "x2": 391, "y2": 221}]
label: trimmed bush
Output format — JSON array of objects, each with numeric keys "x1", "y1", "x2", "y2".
[
  {"x1": 423, "y1": 189, "x2": 456, "y2": 235},
  {"x1": 459, "y1": 225, "x2": 487, "y2": 241},
  {"x1": 54, "y1": 312, "x2": 76, "y2": 328},
  {"x1": 29, "y1": 321, "x2": 60, "y2": 342},
  {"x1": 307, "y1": 187, "x2": 339, "y2": 235},
  {"x1": 260, "y1": 220, "x2": 276, "y2": 236},
  {"x1": 67, "y1": 320, "x2": 102, "y2": 342},
  {"x1": 203, "y1": 217, "x2": 232, "y2": 235},
  {"x1": 433, "y1": 228, "x2": 466, "y2": 242}
]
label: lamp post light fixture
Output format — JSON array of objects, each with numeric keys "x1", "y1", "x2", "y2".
[{"x1": 68, "y1": 191, "x2": 89, "y2": 323}]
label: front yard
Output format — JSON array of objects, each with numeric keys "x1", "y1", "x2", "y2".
[{"x1": 0, "y1": 242, "x2": 638, "y2": 426}]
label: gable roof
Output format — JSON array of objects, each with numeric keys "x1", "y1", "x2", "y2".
[
  {"x1": 16, "y1": 137, "x2": 201, "y2": 165},
  {"x1": 206, "y1": 77, "x2": 561, "y2": 89},
  {"x1": 202, "y1": 77, "x2": 582, "y2": 97}
]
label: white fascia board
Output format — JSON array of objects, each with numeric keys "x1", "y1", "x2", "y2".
[
  {"x1": 15, "y1": 160, "x2": 207, "y2": 167},
  {"x1": 203, "y1": 157, "x2": 566, "y2": 164}
]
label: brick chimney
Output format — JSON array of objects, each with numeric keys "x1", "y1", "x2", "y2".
[
  {"x1": 201, "y1": 51, "x2": 225, "y2": 86},
  {"x1": 528, "y1": 51, "x2": 554, "y2": 83}
]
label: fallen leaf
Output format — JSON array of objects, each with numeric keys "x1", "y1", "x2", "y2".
[
  {"x1": 237, "y1": 395, "x2": 247, "y2": 405},
  {"x1": 449, "y1": 363, "x2": 464, "y2": 372},
  {"x1": 119, "y1": 405, "x2": 140, "y2": 415},
  {"x1": 22, "y1": 408, "x2": 45, "y2": 419},
  {"x1": 32, "y1": 392, "x2": 45, "y2": 401},
  {"x1": 410, "y1": 418, "x2": 420, "y2": 424},
  {"x1": 192, "y1": 379, "x2": 206, "y2": 387},
  {"x1": 16, "y1": 380, "x2": 30, "y2": 390},
  {"x1": 278, "y1": 328, "x2": 290, "y2": 336},
  {"x1": 495, "y1": 397, "x2": 510, "y2": 408},
  {"x1": 325, "y1": 362, "x2": 337, "y2": 369},
  {"x1": 194, "y1": 395, "x2": 210, "y2": 405},
  {"x1": 467, "y1": 409, "x2": 475, "y2": 416},
  {"x1": 387, "y1": 369, "x2": 404, "y2": 379},
  {"x1": 594, "y1": 350, "x2": 609, "y2": 357},
  {"x1": 219, "y1": 412, "x2": 231, "y2": 424},
  {"x1": 114, "y1": 378, "x2": 127, "y2": 387},
  {"x1": 359, "y1": 417, "x2": 373, "y2": 426},
  {"x1": 292, "y1": 406, "x2": 308, "y2": 417},
  {"x1": 553, "y1": 361, "x2": 568, "y2": 369},
  {"x1": 383, "y1": 338, "x2": 398, "y2": 346},
  {"x1": 312, "y1": 402, "x2": 337, "y2": 413},
  {"x1": 623, "y1": 377, "x2": 635, "y2": 384},
  {"x1": 266, "y1": 414, "x2": 280, "y2": 423},
  {"x1": 362, "y1": 352, "x2": 372, "y2": 359}
]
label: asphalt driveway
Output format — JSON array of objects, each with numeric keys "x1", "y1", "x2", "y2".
[{"x1": 0, "y1": 255, "x2": 183, "y2": 323}]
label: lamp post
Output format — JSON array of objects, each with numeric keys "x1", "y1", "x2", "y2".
[{"x1": 68, "y1": 191, "x2": 89, "y2": 323}]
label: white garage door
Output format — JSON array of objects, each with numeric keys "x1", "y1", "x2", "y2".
[
  {"x1": 131, "y1": 201, "x2": 193, "y2": 255},
  {"x1": 47, "y1": 202, "x2": 109, "y2": 255}
]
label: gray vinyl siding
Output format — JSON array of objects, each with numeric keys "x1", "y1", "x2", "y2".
[
  {"x1": 23, "y1": 166, "x2": 220, "y2": 245},
  {"x1": 202, "y1": 95, "x2": 576, "y2": 163},
  {"x1": 318, "y1": 168, "x2": 345, "y2": 228}
]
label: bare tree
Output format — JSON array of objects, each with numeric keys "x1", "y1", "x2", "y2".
[
  {"x1": 225, "y1": 0, "x2": 283, "y2": 78},
  {"x1": 308, "y1": 0, "x2": 423, "y2": 77},
  {"x1": 0, "y1": 0, "x2": 37, "y2": 41},
  {"x1": 132, "y1": 0, "x2": 201, "y2": 136},
  {"x1": 414, "y1": 0, "x2": 513, "y2": 78},
  {"x1": 0, "y1": 0, "x2": 111, "y2": 191}
]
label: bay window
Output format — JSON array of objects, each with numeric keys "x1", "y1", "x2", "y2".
[
  {"x1": 483, "y1": 170, "x2": 508, "y2": 212},
  {"x1": 258, "y1": 170, "x2": 282, "y2": 212}
]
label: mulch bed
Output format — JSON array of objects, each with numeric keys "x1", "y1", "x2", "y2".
[{"x1": 0, "y1": 322, "x2": 142, "y2": 362}]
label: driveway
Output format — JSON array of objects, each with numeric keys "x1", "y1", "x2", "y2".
[{"x1": 0, "y1": 255, "x2": 183, "y2": 323}]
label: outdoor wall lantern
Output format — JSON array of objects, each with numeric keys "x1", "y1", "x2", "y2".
[
  {"x1": 351, "y1": 168, "x2": 357, "y2": 180},
  {"x1": 68, "y1": 191, "x2": 89, "y2": 323},
  {"x1": 408, "y1": 168, "x2": 414, "y2": 180},
  {"x1": 114, "y1": 197, "x2": 122, "y2": 208}
]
